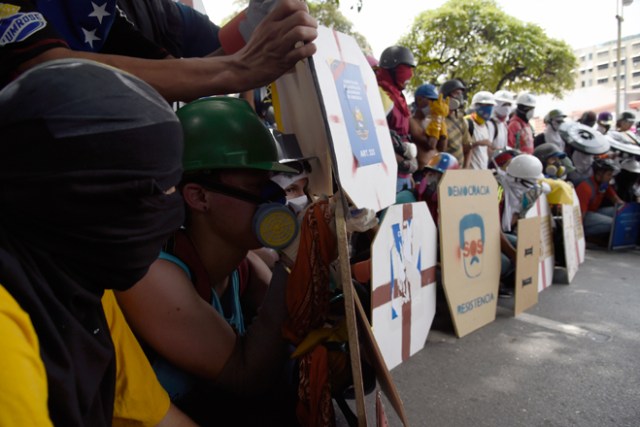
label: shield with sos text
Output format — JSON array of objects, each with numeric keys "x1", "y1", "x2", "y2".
[{"x1": 439, "y1": 170, "x2": 501, "y2": 338}]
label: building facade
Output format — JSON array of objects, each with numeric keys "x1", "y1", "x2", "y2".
[{"x1": 574, "y1": 33, "x2": 640, "y2": 111}]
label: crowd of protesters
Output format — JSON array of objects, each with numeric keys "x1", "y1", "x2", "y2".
[{"x1": 1, "y1": 2, "x2": 639, "y2": 426}]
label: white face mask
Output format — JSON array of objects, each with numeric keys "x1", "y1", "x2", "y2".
[
  {"x1": 572, "y1": 151, "x2": 593, "y2": 175},
  {"x1": 525, "y1": 109, "x2": 535, "y2": 120},
  {"x1": 287, "y1": 195, "x2": 309, "y2": 215},
  {"x1": 494, "y1": 104, "x2": 511, "y2": 118},
  {"x1": 421, "y1": 105, "x2": 431, "y2": 116}
]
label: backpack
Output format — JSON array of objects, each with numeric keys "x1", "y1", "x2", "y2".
[{"x1": 467, "y1": 117, "x2": 500, "y2": 143}]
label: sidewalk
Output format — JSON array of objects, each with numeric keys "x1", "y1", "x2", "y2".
[{"x1": 341, "y1": 248, "x2": 640, "y2": 427}]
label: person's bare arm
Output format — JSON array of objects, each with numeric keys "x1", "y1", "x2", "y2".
[
  {"x1": 116, "y1": 258, "x2": 291, "y2": 395},
  {"x1": 500, "y1": 231, "x2": 516, "y2": 262},
  {"x1": 155, "y1": 404, "x2": 197, "y2": 427},
  {"x1": 115, "y1": 259, "x2": 236, "y2": 379},
  {"x1": 16, "y1": 0, "x2": 317, "y2": 102},
  {"x1": 436, "y1": 135, "x2": 448, "y2": 152},
  {"x1": 409, "y1": 117, "x2": 432, "y2": 150}
]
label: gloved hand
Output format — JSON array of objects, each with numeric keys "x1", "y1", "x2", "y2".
[
  {"x1": 403, "y1": 142, "x2": 418, "y2": 160},
  {"x1": 425, "y1": 94, "x2": 449, "y2": 139},
  {"x1": 219, "y1": 0, "x2": 278, "y2": 54}
]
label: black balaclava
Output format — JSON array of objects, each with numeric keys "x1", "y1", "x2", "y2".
[{"x1": 0, "y1": 59, "x2": 184, "y2": 426}]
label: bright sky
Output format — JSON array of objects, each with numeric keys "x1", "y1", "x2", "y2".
[{"x1": 202, "y1": 0, "x2": 640, "y2": 57}]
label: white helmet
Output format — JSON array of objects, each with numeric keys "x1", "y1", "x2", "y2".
[
  {"x1": 516, "y1": 92, "x2": 536, "y2": 108},
  {"x1": 471, "y1": 90, "x2": 495, "y2": 106},
  {"x1": 506, "y1": 154, "x2": 543, "y2": 180},
  {"x1": 620, "y1": 158, "x2": 640, "y2": 173},
  {"x1": 494, "y1": 90, "x2": 516, "y2": 104}
]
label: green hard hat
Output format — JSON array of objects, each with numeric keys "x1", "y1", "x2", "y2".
[{"x1": 177, "y1": 97, "x2": 297, "y2": 173}]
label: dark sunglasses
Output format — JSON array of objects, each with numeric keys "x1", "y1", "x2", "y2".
[{"x1": 194, "y1": 177, "x2": 287, "y2": 206}]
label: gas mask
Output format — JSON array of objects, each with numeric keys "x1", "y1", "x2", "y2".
[
  {"x1": 545, "y1": 163, "x2": 566, "y2": 179},
  {"x1": 476, "y1": 105, "x2": 494, "y2": 121},
  {"x1": 550, "y1": 119, "x2": 564, "y2": 132},
  {"x1": 449, "y1": 94, "x2": 464, "y2": 111},
  {"x1": 494, "y1": 104, "x2": 511, "y2": 119},
  {"x1": 287, "y1": 194, "x2": 310, "y2": 215},
  {"x1": 572, "y1": 151, "x2": 594, "y2": 175},
  {"x1": 525, "y1": 109, "x2": 535, "y2": 121},
  {"x1": 198, "y1": 179, "x2": 299, "y2": 250}
]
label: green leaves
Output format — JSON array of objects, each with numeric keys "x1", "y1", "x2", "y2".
[{"x1": 398, "y1": 0, "x2": 577, "y2": 97}]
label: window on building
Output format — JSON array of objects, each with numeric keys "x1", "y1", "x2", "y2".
[
  {"x1": 633, "y1": 55, "x2": 640, "y2": 65},
  {"x1": 632, "y1": 42, "x2": 640, "y2": 51},
  {"x1": 633, "y1": 71, "x2": 640, "y2": 79},
  {"x1": 581, "y1": 81, "x2": 586, "y2": 87},
  {"x1": 597, "y1": 77, "x2": 609, "y2": 84},
  {"x1": 597, "y1": 50, "x2": 609, "y2": 59},
  {"x1": 588, "y1": 53, "x2": 593, "y2": 60},
  {"x1": 611, "y1": 59, "x2": 626, "y2": 67},
  {"x1": 632, "y1": 83, "x2": 640, "y2": 90},
  {"x1": 612, "y1": 75, "x2": 625, "y2": 81},
  {"x1": 597, "y1": 63, "x2": 609, "y2": 70},
  {"x1": 580, "y1": 55, "x2": 586, "y2": 62}
]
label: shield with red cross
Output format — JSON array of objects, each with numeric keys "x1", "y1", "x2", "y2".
[{"x1": 371, "y1": 202, "x2": 437, "y2": 370}]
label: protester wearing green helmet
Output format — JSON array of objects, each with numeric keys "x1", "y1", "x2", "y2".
[
  {"x1": 179, "y1": 97, "x2": 297, "y2": 174},
  {"x1": 116, "y1": 96, "x2": 299, "y2": 426}
]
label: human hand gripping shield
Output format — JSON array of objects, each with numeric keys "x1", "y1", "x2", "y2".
[{"x1": 219, "y1": 0, "x2": 278, "y2": 53}]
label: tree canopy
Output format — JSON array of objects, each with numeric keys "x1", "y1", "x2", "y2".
[
  {"x1": 307, "y1": 1, "x2": 371, "y2": 54},
  {"x1": 398, "y1": 0, "x2": 577, "y2": 97}
]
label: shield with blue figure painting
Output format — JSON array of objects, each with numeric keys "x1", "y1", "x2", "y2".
[{"x1": 371, "y1": 203, "x2": 437, "y2": 370}]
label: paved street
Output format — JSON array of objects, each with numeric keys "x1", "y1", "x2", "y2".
[{"x1": 341, "y1": 247, "x2": 640, "y2": 427}]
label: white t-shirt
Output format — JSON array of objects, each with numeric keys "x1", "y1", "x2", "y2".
[
  {"x1": 487, "y1": 117, "x2": 508, "y2": 150},
  {"x1": 469, "y1": 118, "x2": 490, "y2": 170}
]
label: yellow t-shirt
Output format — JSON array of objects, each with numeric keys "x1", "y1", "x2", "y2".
[
  {"x1": 0, "y1": 286, "x2": 170, "y2": 427},
  {"x1": 0, "y1": 285, "x2": 53, "y2": 427},
  {"x1": 104, "y1": 289, "x2": 171, "y2": 427},
  {"x1": 378, "y1": 87, "x2": 394, "y2": 116}
]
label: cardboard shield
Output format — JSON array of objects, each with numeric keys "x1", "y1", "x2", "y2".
[
  {"x1": 273, "y1": 26, "x2": 397, "y2": 211},
  {"x1": 608, "y1": 202, "x2": 640, "y2": 250},
  {"x1": 514, "y1": 217, "x2": 540, "y2": 316},
  {"x1": 438, "y1": 170, "x2": 501, "y2": 338},
  {"x1": 572, "y1": 188, "x2": 586, "y2": 264},
  {"x1": 371, "y1": 202, "x2": 437, "y2": 369},
  {"x1": 525, "y1": 196, "x2": 555, "y2": 292},
  {"x1": 561, "y1": 200, "x2": 580, "y2": 283}
]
